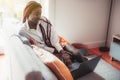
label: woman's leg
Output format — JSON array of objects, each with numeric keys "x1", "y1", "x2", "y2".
[{"x1": 63, "y1": 43, "x2": 88, "y2": 63}]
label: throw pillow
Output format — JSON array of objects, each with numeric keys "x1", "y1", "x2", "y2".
[{"x1": 33, "y1": 46, "x2": 73, "y2": 80}]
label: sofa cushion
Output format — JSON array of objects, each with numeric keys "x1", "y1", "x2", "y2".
[{"x1": 33, "y1": 46, "x2": 73, "y2": 80}]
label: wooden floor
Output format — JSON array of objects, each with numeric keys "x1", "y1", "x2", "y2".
[
  {"x1": 0, "y1": 54, "x2": 4, "y2": 70},
  {"x1": 88, "y1": 48, "x2": 120, "y2": 71},
  {"x1": 0, "y1": 54, "x2": 5, "y2": 79}
]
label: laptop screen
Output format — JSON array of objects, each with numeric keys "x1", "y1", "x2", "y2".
[{"x1": 71, "y1": 56, "x2": 101, "y2": 79}]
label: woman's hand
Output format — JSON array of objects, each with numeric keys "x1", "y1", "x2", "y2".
[{"x1": 60, "y1": 50, "x2": 72, "y2": 68}]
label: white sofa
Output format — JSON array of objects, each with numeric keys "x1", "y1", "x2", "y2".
[
  {"x1": 5, "y1": 35, "x2": 58, "y2": 80},
  {"x1": 4, "y1": 34, "x2": 103, "y2": 80}
]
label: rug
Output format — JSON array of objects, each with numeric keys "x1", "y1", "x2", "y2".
[
  {"x1": 89, "y1": 48, "x2": 120, "y2": 71},
  {"x1": 78, "y1": 59, "x2": 120, "y2": 80}
]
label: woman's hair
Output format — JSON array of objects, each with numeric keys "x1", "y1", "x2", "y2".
[{"x1": 23, "y1": 1, "x2": 42, "y2": 23}]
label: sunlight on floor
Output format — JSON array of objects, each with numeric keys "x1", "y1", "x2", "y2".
[
  {"x1": 0, "y1": 55, "x2": 9, "y2": 80},
  {"x1": 0, "y1": 30, "x2": 5, "y2": 55}
]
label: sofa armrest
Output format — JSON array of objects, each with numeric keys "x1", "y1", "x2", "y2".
[{"x1": 5, "y1": 35, "x2": 58, "y2": 80}]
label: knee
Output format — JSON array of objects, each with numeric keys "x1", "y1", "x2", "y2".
[
  {"x1": 26, "y1": 71, "x2": 44, "y2": 80},
  {"x1": 71, "y1": 51, "x2": 80, "y2": 56}
]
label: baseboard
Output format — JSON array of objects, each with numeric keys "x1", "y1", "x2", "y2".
[
  {"x1": 84, "y1": 41, "x2": 105, "y2": 49},
  {"x1": 0, "y1": 48, "x2": 4, "y2": 55},
  {"x1": 0, "y1": 53, "x2": 4, "y2": 55}
]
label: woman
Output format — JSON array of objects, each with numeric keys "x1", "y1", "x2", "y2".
[{"x1": 19, "y1": 1, "x2": 87, "y2": 68}]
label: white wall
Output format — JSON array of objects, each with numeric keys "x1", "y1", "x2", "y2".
[
  {"x1": 48, "y1": 0, "x2": 56, "y2": 26},
  {"x1": 108, "y1": 0, "x2": 120, "y2": 46},
  {"x1": 49, "y1": 0, "x2": 110, "y2": 48}
]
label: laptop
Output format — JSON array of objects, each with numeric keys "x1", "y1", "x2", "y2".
[{"x1": 71, "y1": 56, "x2": 101, "y2": 79}]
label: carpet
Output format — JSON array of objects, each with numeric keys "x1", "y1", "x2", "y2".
[
  {"x1": 89, "y1": 48, "x2": 120, "y2": 71},
  {"x1": 78, "y1": 59, "x2": 120, "y2": 80}
]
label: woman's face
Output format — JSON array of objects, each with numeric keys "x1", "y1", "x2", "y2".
[{"x1": 28, "y1": 7, "x2": 42, "y2": 24}]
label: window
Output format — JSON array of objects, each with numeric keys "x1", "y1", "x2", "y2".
[
  {"x1": 0, "y1": 0, "x2": 49, "y2": 28},
  {"x1": 0, "y1": 0, "x2": 49, "y2": 47}
]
